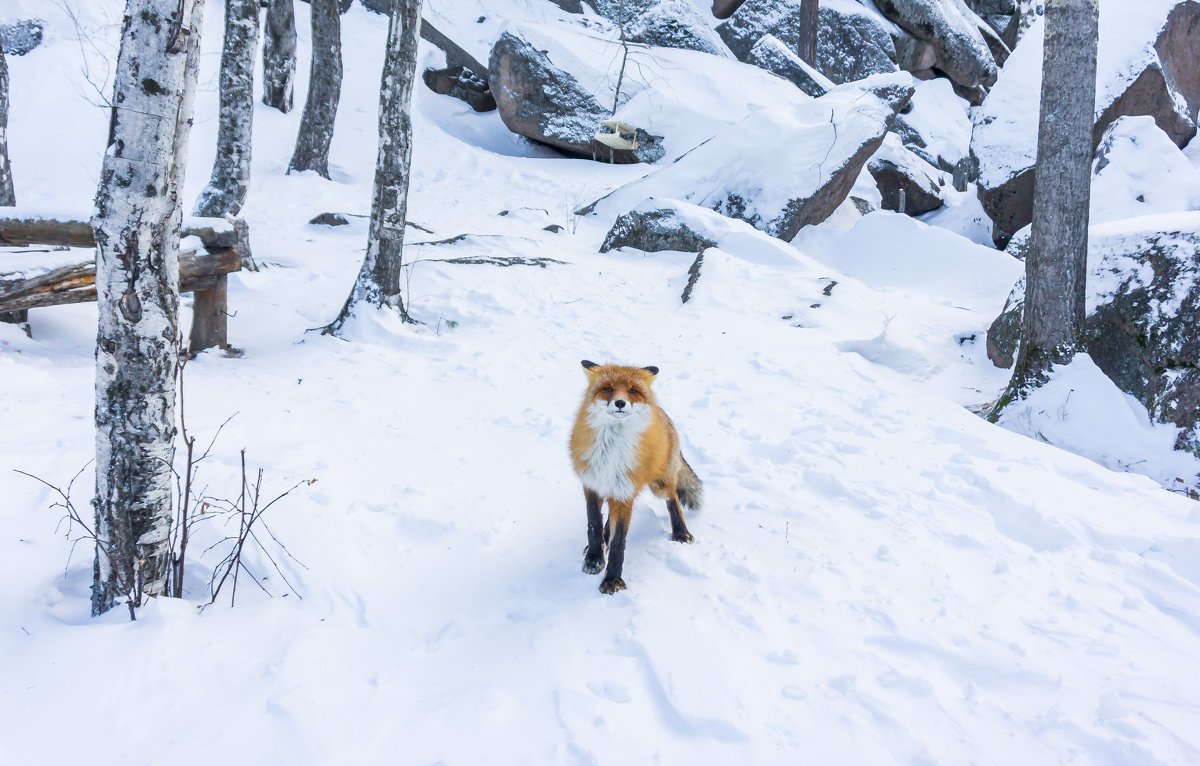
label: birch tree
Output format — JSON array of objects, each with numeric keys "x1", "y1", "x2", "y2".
[
  {"x1": 194, "y1": 0, "x2": 261, "y2": 217},
  {"x1": 992, "y1": 0, "x2": 1098, "y2": 417},
  {"x1": 91, "y1": 0, "x2": 205, "y2": 617},
  {"x1": 323, "y1": 0, "x2": 421, "y2": 333},
  {"x1": 262, "y1": 0, "x2": 296, "y2": 113},
  {"x1": 0, "y1": 48, "x2": 14, "y2": 206},
  {"x1": 289, "y1": 0, "x2": 342, "y2": 177}
]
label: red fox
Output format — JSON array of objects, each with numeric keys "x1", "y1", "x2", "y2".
[{"x1": 569, "y1": 360, "x2": 704, "y2": 594}]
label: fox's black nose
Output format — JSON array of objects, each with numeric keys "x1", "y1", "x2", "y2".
[{"x1": 614, "y1": 400, "x2": 626, "y2": 409}]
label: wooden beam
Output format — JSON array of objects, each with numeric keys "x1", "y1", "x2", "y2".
[
  {"x1": 0, "y1": 248, "x2": 242, "y2": 313},
  {"x1": 0, "y1": 214, "x2": 240, "y2": 250}
]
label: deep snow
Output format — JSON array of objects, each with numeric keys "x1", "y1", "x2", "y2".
[{"x1": 1, "y1": 2, "x2": 1200, "y2": 764}]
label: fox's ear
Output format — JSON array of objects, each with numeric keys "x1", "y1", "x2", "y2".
[
  {"x1": 642, "y1": 366, "x2": 659, "y2": 377},
  {"x1": 581, "y1": 360, "x2": 600, "y2": 375}
]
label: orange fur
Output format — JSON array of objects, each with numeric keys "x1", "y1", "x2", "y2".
[{"x1": 570, "y1": 361, "x2": 702, "y2": 594}]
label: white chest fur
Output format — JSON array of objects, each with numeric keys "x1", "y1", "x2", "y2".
[{"x1": 578, "y1": 402, "x2": 650, "y2": 501}]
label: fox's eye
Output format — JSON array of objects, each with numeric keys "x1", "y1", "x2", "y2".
[
  {"x1": 629, "y1": 389, "x2": 639, "y2": 396},
  {"x1": 602, "y1": 386, "x2": 613, "y2": 393}
]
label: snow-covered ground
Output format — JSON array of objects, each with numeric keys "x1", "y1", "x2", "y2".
[{"x1": 2, "y1": 2, "x2": 1199, "y2": 764}]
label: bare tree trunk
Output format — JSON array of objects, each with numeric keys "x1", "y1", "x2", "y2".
[
  {"x1": 991, "y1": 0, "x2": 1097, "y2": 418},
  {"x1": 262, "y1": 0, "x2": 296, "y2": 113},
  {"x1": 91, "y1": 0, "x2": 205, "y2": 618},
  {"x1": 324, "y1": 0, "x2": 421, "y2": 332},
  {"x1": 289, "y1": 0, "x2": 341, "y2": 177},
  {"x1": 797, "y1": 0, "x2": 818, "y2": 66},
  {"x1": 0, "y1": 48, "x2": 14, "y2": 206},
  {"x1": 194, "y1": 0, "x2": 261, "y2": 217}
]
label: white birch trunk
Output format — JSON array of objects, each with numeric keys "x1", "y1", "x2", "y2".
[
  {"x1": 0, "y1": 48, "x2": 14, "y2": 206},
  {"x1": 195, "y1": 0, "x2": 261, "y2": 217},
  {"x1": 262, "y1": 0, "x2": 296, "y2": 113},
  {"x1": 324, "y1": 0, "x2": 421, "y2": 332},
  {"x1": 288, "y1": 0, "x2": 341, "y2": 177},
  {"x1": 91, "y1": 0, "x2": 205, "y2": 617}
]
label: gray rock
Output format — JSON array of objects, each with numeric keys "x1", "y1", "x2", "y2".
[
  {"x1": 488, "y1": 31, "x2": 609, "y2": 158},
  {"x1": 868, "y1": 136, "x2": 946, "y2": 215},
  {"x1": 423, "y1": 66, "x2": 496, "y2": 112},
  {"x1": 717, "y1": 0, "x2": 900, "y2": 84},
  {"x1": 580, "y1": 73, "x2": 916, "y2": 240},
  {"x1": 975, "y1": 0, "x2": 1200, "y2": 248},
  {"x1": 745, "y1": 34, "x2": 834, "y2": 96},
  {"x1": 309, "y1": 212, "x2": 350, "y2": 226},
  {"x1": 987, "y1": 217, "x2": 1200, "y2": 455},
  {"x1": 1, "y1": 19, "x2": 44, "y2": 56},
  {"x1": 626, "y1": 0, "x2": 733, "y2": 57},
  {"x1": 600, "y1": 206, "x2": 719, "y2": 253},
  {"x1": 873, "y1": 0, "x2": 998, "y2": 90}
]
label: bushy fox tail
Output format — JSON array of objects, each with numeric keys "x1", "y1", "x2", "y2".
[{"x1": 677, "y1": 456, "x2": 704, "y2": 511}]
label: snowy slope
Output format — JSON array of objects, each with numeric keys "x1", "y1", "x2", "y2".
[{"x1": 2, "y1": 3, "x2": 1200, "y2": 765}]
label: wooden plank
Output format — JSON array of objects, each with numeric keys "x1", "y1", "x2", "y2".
[
  {"x1": 0, "y1": 214, "x2": 241, "y2": 250},
  {"x1": 0, "y1": 248, "x2": 242, "y2": 312}
]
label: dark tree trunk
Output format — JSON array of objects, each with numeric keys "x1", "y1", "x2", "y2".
[
  {"x1": 991, "y1": 0, "x2": 1098, "y2": 418},
  {"x1": 262, "y1": 0, "x2": 296, "y2": 113},
  {"x1": 91, "y1": 0, "x2": 205, "y2": 617},
  {"x1": 324, "y1": 0, "x2": 421, "y2": 332},
  {"x1": 0, "y1": 48, "x2": 14, "y2": 206},
  {"x1": 797, "y1": 0, "x2": 818, "y2": 66},
  {"x1": 288, "y1": 0, "x2": 342, "y2": 177},
  {"x1": 195, "y1": 0, "x2": 261, "y2": 217}
]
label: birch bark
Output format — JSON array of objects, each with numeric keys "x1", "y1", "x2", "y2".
[
  {"x1": 288, "y1": 0, "x2": 341, "y2": 177},
  {"x1": 195, "y1": 0, "x2": 261, "y2": 217},
  {"x1": 324, "y1": 0, "x2": 421, "y2": 332},
  {"x1": 262, "y1": 0, "x2": 296, "y2": 113},
  {"x1": 0, "y1": 48, "x2": 14, "y2": 206},
  {"x1": 91, "y1": 0, "x2": 205, "y2": 617}
]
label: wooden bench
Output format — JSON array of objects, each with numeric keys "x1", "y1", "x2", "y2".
[{"x1": 0, "y1": 214, "x2": 251, "y2": 353}]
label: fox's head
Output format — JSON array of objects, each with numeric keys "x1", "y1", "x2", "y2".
[{"x1": 580, "y1": 360, "x2": 659, "y2": 424}]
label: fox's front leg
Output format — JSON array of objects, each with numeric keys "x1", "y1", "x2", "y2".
[
  {"x1": 582, "y1": 490, "x2": 605, "y2": 574},
  {"x1": 600, "y1": 499, "x2": 634, "y2": 594}
]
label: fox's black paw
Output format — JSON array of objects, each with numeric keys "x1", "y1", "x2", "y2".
[
  {"x1": 599, "y1": 577, "x2": 627, "y2": 595},
  {"x1": 672, "y1": 530, "x2": 694, "y2": 544},
  {"x1": 582, "y1": 554, "x2": 605, "y2": 575}
]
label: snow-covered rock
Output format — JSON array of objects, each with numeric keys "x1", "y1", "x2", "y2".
[
  {"x1": 0, "y1": 19, "x2": 43, "y2": 56},
  {"x1": 892, "y1": 76, "x2": 972, "y2": 172},
  {"x1": 1091, "y1": 116, "x2": 1200, "y2": 224},
  {"x1": 868, "y1": 134, "x2": 947, "y2": 215},
  {"x1": 717, "y1": 0, "x2": 901, "y2": 84},
  {"x1": 626, "y1": 0, "x2": 732, "y2": 57},
  {"x1": 988, "y1": 212, "x2": 1200, "y2": 455},
  {"x1": 973, "y1": 0, "x2": 1200, "y2": 246},
  {"x1": 745, "y1": 34, "x2": 833, "y2": 97},
  {"x1": 486, "y1": 20, "x2": 816, "y2": 165},
  {"x1": 874, "y1": 0, "x2": 998, "y2": 91},
  {"x1": 600, "y1": 199, "x2": 722, "y2": 253},
  {"x1": 581, "y1": 72, "x2": 916, "y2": 241},
  {"x1": 488, "y1": 30, "x2": 611, "y2": 158}
]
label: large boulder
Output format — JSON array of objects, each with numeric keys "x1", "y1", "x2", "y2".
[
  {"x1": 600, "y1": 200, "x2": 722, "y2": 253},
  {"x1": 1090, "y1": 116, "x2": 1200, "y2": 224},
  {"x1": 973, "y1": 0, "x2": 1200, "y2": 247},
  {"x1": 626, "y1": 0, "x2": 733, "y2": 57},
  {"x1": 488, "y1": 31, "x2": 621, "y2": 158},
  {"x1": 745, "y1": 34, "x2": 834, "y2": 96},
  {"x1": 868, "y1": 135, "x2": 947, "y2": 215},
  {"x1": 987, "y1": 214, "x2": 1200, "y2": 455},
  {"x1": 873, "y1": 0, "x2": 998, "y2": 91},
  {"x1": 580, "y1": 73, "x2": 916, "y2": 241},
  {"x1": 717, "y1": 0, "x2": 902, "y2": 84}
]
